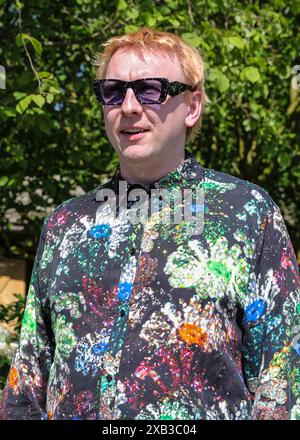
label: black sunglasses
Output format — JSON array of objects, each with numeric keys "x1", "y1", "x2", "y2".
[{"x1": 93, "y1": 77, "x2": 196, "y2": 106}]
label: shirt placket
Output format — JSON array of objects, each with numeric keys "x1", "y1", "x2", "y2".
[{"x1": 97, "y1": 223, "x2": 142, "y2": 419}]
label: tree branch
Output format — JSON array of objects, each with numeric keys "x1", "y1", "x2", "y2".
[
  {"x1": 18, "y1": 7, "x2": 42, "y2": 95},
  {"x1": 187, "y1": 0, "x2": 195, "y2": 26}
]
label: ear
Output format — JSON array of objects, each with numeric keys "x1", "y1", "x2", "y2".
[{"x1": 185, "y1": 91, "x2": 202, "y2": 128}]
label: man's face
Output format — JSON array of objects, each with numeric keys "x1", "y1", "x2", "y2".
[{"x1": 103, "y1": 47, "x2": 197, "y2": 166}]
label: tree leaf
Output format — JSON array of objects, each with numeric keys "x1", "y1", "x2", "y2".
[
  {"x1": 145, "y1": 13, "x2": 157, "y2": 27},
  {"x1": 31, "y1": 94, "x2": 46, "y2": 108},
  {"x1": 278, "y1": 152, "x2": 292, "y2": 169},
  {"x1": 181, "y1": 33, "x2": 203, "y2": 49},
  {"x1": 124, "y1": 25, "x2": 138, "y2": 33},
  {"x1": 227, "y1": 36, "x2": 245, "y2": 49},
  {"x1": 15, "y1": 95, "x2": 32, "y2": 113},
  {"x1": 38, "y1": 71, "x2": 53, "y2": 79},
  {"x1": 0, "y1": 106, "x2": 16, "y2": 118},
  {"x1": 209, "y1": 69, "x2": 230, "y2": 92},
  {"x1": 241, "y1": 66, "x2": 261, "y2": 83},
  {"x1": 127, "y1": 8, "x2": 139, "y2": 19},
  {"x1": 13, "y1": 92, "x2": 27, "y2": 101},
  {"x1": 27, "y1": 36, "x2": 43, "y2": 56},
  {"x1": 216, "y1": 72, "x2": 230, "y2": 92},
  {"x1": 117, "y1": 0, "x2": 127, "y2": 11},
  {"x1": 0, "y1": 176, "x2": 9, "y2": 187},
  {"x1": 46, "y1": 93, "x2": 54, "y2": 104},
  {"x1": 16, "y1": 33, "x2": 43, "y2": 55}
]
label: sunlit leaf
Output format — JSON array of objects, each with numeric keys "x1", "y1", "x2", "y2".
[
  {"x1": 46, "y1": 93, "x2": 54, "y2": 104},
  {"x1": 117, "y1": 0, "x2": 127, "y2": 12},
  {"x1": 16, "y1": 33, "x2": 43, "y2": 55},
  {"x1": 15, "y1": 95, "x2": 32, "y2": 113},
  {"x1": 31, "y1": 94, "x2": 46, "y2": 108},
  {"x1": 227, "y1": 36, "x2": 245, "y2": 49},
  {"x1": 241, "y1": 66, "x2": 261, "y2": 83}
]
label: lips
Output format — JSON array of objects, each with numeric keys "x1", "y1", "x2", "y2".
[
  {"x1": 121, "y1": 130, "x2": 149, "y2": 141},
  {"x1": 120, "y1": 127, "x2": 149, "y2": 134},
  {"x1": 120, "y1": 126, "x2": 150, "y2": 141}
]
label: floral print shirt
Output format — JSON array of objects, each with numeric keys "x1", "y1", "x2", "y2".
[{"x1": 1, "y1": 151, "x2": 299, "y2": 420}]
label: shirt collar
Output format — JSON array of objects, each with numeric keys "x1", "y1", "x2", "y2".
[{"x1": 94, "y1": 149, "x2": 204, "y2": 201}]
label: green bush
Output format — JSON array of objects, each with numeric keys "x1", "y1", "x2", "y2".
[
  {"x1": 0, "y1": 356, "x2": 11, "y2": 397},
  {"x1": 0, "y1": 294, "x2": 26, "y2": 334},
  {"x1": 0, "y1": 0, "x2": 299, "y2": 265},
  {"x1": 0, "y1": 294, "x2": 25, "y2": 393}
]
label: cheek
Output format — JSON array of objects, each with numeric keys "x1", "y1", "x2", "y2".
[
  {"x1": 143, "y1": 108, "x2": 166, "y2": 128},
  {"x1": 104, "y1": 110, "x2": 117, "y2": 133},
  {"x1": 145, "y1": 98, "x2": 187, "y2": 125}
]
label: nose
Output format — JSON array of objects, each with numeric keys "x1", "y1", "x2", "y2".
[{"x1": 121, "y1": 87, "x2": 143, "y2": 115}]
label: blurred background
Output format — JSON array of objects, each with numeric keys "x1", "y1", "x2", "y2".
[{"x1": 0, "y1": 0, "x2": 299, "y2": 392}]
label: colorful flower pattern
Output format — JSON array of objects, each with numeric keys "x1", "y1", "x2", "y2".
[{"x1": 0, "y1": 151, "x2": 299, "y2": 420}]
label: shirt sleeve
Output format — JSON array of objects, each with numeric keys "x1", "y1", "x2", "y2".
[
  {"x1": 0, "y1": 220, "x2": 55, "y2": 420},
  {"x1": 241, "y1": 203, "x2": 300, "y2": 420}
]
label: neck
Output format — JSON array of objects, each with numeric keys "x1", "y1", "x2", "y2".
[{"x1": 118, "y1": 150, "x2": 185, "y2": 184}]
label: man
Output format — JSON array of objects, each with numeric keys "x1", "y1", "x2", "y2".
[{"x1": 0, "y1": 27, "x2": 299, "y2": 420}]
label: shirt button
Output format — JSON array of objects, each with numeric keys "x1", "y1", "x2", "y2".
[
  {"x1": 106, "y1": 374, "x2": 113, "y2": 382},
  {"x1": 120, "y1": 309, "x2": 125, "y2": 317},
  {"x1": 130, "y1": 247, "x2": 136, "y2": 256}
]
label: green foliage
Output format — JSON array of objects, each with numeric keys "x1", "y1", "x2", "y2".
[
  {"x1": 0, "y1": 294, "x2": 25, "y2": 393},
  {"x1": 0, "y1": 356, "x2": 11, "y2": 392},
  {"x1": 0, "y1": 294, "x2": 26, "y2": 334},
  {"x1": 0, "y1": 0, "x2": 299, "y2": 263}
]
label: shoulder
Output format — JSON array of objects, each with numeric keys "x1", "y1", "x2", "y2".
[
  {"x1": 42, "y1": 182, "x2": 112, "y2": 234},
  {"x1": 201, "y1": 166, "x2": 277, "y2": 217}
]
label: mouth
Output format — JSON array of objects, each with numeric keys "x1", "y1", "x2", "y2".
[{"x1": 120, "y1": 128, "x2": 150, "y2": 141}]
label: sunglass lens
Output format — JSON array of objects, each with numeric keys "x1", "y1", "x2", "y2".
[
  {"x1": 135, "y1": 79, "x2": 162, "y2": 104},
  {"x1": 100, "y1": 80, "x2": 124, "y2": 105}
]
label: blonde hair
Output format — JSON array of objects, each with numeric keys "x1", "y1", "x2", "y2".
[{"x1": 93, "y1": 27, "x2": 210, "y2": 143}]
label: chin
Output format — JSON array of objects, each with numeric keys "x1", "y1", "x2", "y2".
[{"x1": 121, "y1": 144, "x2": 154, "y2": 161}]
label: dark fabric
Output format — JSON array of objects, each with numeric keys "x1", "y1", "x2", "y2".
[{"x1": 1, "y1": 151, "x2": 299, "y2": 420}]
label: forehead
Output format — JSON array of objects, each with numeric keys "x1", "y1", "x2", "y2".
[{"x1": 105, "y1": 47, "x2": 185, "y2": 82}]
